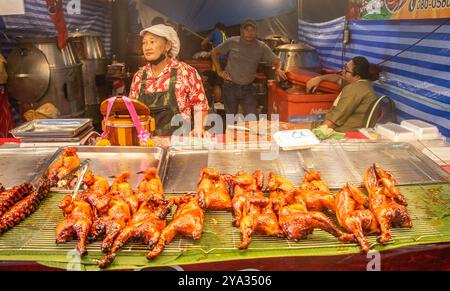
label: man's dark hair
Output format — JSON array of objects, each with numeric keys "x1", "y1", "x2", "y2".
[
  {"x1": 151, "y1": 16, "x2": 165, "y2": 26},
  {"x1": 351, "y1": 56, "x2": 370, "y2": 79},
  {"x1": 214, "y1": 22, "x2": 226, "y2": 31}
]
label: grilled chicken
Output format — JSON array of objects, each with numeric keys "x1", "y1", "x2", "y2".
[
  {"x1": 90, "y1": 197, "x2": 132, "y2": 253},
  {"x1": 229, "y1": 170, "x2": 265, "y2": 227},
  {"x1": 335, "y1": 184, "x2": 379, "y2": 253},
  {"x1": 98, "y1": 200, "x2": 171, "y2": 268},
  {"x1": 364, "y1": 164, "x2": 412, "y2": 244},
  {"x1": 110, "y1": 172, "x2": 139, "y2": 214},
  {"x1": 135, "y1": 167, "x2": 165, "y2": 206},
  {"x1": 77, "y1": 171, "x2": 111, "y2": 215},
  {"x1": 147, "y1": 194, "x2": 205, "y2": 260},
  {"x1": 239, "y1": 197, "x2": 283, "y2": 249},
  {"x1": 196, "y1": 168, "x2": 231, "y2": 210},
  {"x1": 55, "y1": 195, "x2": 95, "y2": 256},
  {"x1": 47, "y1": 147, "x2": 80, "y2": 184},
  {"x1": 298, "y1": 169, "x2": 335, "y2": 212},
  {"x1": 267, "y1": 174, "x2": 354, "y2": 242}
]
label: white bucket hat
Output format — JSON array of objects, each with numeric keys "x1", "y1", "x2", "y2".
[{"x1": 140, "y1": 24, "x2": 180, "y2": 57}]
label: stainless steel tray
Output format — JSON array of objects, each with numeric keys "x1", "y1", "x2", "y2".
[
  {"x1": 48, "y1": 146, "x2": 166, "y2": 192},
  {"x1": 0, "y1": 147, "x2": 59, "y2": 188},
  {"x1": 163, "y1": 142, "x2": 450, "y2": 193},
  {"x1": 10, "y1": 119, "x2": 92, "y2": 138},
  {"x1": 163, "y1": 147, "x2": 304, "y2": 193},
  {"x1": 301, "y1": 142, "x2": 450, "y2": 188}
]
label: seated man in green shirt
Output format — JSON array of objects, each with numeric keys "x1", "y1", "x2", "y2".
[{"x1": 306, "y1": 56, "x2": 376, "y2": 132}]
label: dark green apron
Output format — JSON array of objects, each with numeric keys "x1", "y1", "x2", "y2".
[{"x1": 139, "y1": 68, "x2": 180, "y2": 136}]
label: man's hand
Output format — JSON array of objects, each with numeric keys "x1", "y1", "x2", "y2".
[
  {"x1": 305, "y1": 76, "x2": 323, "y2": 93},
  {"x1": 217, "y1": 70, "x2": 231, "y2": 81},
  {"x1": 275, "y1": 69, "x2": 287, "y2": 81}
]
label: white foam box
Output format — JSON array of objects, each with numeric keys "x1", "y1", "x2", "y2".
[
  {"x1": 273, "y1": 129, "x2": 320, "y2": 150},
  {"x1": 400, "y1": 119, "x2": 441, "y2": 140},
  {"x1": 375, "y1": 122, "x2": 416, "y2": 142}
]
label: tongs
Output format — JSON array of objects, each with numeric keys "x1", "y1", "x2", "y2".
[
  {"x1": 56, "y1": 159, "x2": 91, "y2": 188},
  {"x1": 71, "y1": 161, "x2": 90, "y2": 200}
]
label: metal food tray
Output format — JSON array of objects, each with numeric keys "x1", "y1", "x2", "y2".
[
  {"x1": 49, "y1": 146, "x2": 166, "y2": 192},
  {"x1": 10, "y1": 119, "x2": 92, "y2": 138},
  {"x1": 0, "y1": 147, "x2": 59, "y2": 188},
  {"x1": 163, "y1": 142, "x2": 450, "y2": 193},
  {"x1": 163, "y1": 146, "x2": 304, "y2": 193}
]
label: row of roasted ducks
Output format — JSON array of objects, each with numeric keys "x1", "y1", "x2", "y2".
[{"x1": 46, "y1": 147, "x2": 412, "y2": 269}]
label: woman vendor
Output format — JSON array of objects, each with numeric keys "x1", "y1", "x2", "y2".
[
  {"x1": 129, "y1": 24, "x2": 209, "y2": 137},
  {"x1": 306, "y1": 56, "x2": 377, "y2": 132}
]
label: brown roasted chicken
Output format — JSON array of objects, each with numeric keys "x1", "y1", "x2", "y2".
[
  {"x1": 267, "y1": 174, "x2": 354, "y2": 242},
  {"x1": 47, "y1": 147, "x2": 80, "y2": 184},
  {"x1": 135, "y1": 167, "x2": 165, "y2": 206},
  {"x1": 98, "y1": 199, "x2": 171, "y2": 268},
  {"x1": 110, "y1": 172, "x2": 139, "y2": 214},
  {"x1": 364, "y1": 164, "x2": 412, "y2": 244},
  {"x1": 55, "y1": 195, "x2": 95, "y2": 256},
  {"x1": 77, "y1": 171, "x2": 111, "y2": 215},
  {"x1": 335, "y1": 184, "x2": 379, "y2": 253},
  {"x1": 298, "y1": 169, "x2": 335, "y2": 212},
  {"x1": 229, "y1": 170, "x2": 265, "y2": 227},
  {"x1": 196, "y1": 168, "x2": 232, "y2": 211},
  {"x1": 90, "y1": 196, "x2": 132, "y2": 253},
  {"x1": 147, "y1": 194, "x2": 205, "y2": 260}
]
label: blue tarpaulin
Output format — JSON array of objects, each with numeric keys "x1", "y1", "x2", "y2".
[{"x1": 141, "y1": 0, "x2": 297, "y2": 31}]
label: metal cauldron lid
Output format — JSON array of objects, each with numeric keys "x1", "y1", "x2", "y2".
[
  {"x1": 275, "y1": 43, "x2": 316, "y2": 52},
  {"x1": 6, "y1": 45, "x2": 50, "y2": 103},
  {"x1": 263, "y1": 34, "x2": 290, "y2": 42}
]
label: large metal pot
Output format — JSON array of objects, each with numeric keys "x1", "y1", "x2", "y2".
[
  {"x1": 69, "y1": 32, "x2": 108, "y2": 109},
  {"x1": 275, "y1": 43, "x2": 321, "y2": 72},
  {"x1": 7, "y1": 37, "x2": 85, "y2": 118},
  {"x1": 263, "y1": 34, "x2": 290, "y2": 51}
]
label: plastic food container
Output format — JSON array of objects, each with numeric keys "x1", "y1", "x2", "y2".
[
  {"x1": 400, "y1": 119, "x2": 441, "y2": 140},
  {"x1": 375, "y1": 122, "x2": 416, "y2": 142},
  {"x1": 273, "y1": 129, "x2": 320, "y2": 150}
]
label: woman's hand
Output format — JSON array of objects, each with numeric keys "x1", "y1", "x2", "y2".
[
  {"x1": 306, "y1": 76, "x2": 323, "y2": 93},
  {"x1": 217, "y1": 70, "x2": 231, "y2": 81},
  {"x1": 189, "y1": 128, "x2": 212, "y2": 138}
]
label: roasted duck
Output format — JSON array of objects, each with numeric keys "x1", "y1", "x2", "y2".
[
  {"x1": 364, "y1": 164, "x2": 412, "y2": 244},
  {"x1": 0, "y1": 183, "x2": 33, "y2": 217},
  {"x1": 229, "y1": 170, "x2": 265, "y2": 227},
  {"x1": 47, "y1": 147, "x2": 80, "y2": 185},
  {"x1": 55, "y1": 195, "x2": 95, "y2": 256},
  {"x1": 135, "y1": 167, "x2": 165, "y2": 206},
  {"x1": 110, "y1": 172, "x2": 139, "y2": 214},
  {"x1": 335, "y1": 184, "x2": 379, "y2": 253},
  {"x1": 98, "y1": 200, "x2": 171, "y2": 268},
  {"x1": 196, "y1": 168, "x2": 231, "y2": 211},
  {"x1": 0, "y1": 179, "x2": 51, "y2": 234},
  {"x1": 267, "y1": 174, "x2": 354, "y2": 242},
  {"x1": 298, "y1": 169, "x2": 335, "y2": 212},
  {"x1": 147, "y1": 194, "x2": 205, "y2": 260}
]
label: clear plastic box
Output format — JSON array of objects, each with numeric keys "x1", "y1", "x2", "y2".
[
  {"x1": 375, "y1": 122, "x2": 416, "y2": 142},
  {"x1": 400, "y1": 119, "x2": 441, "y2": 140},
  {"x1": 273, "y1": 129, "x2": 320, "y2": 150}
]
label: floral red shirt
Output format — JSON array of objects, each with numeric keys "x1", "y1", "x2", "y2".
[{"x1": 129, "y1": 58, "x2": 208, "y2": 119}]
